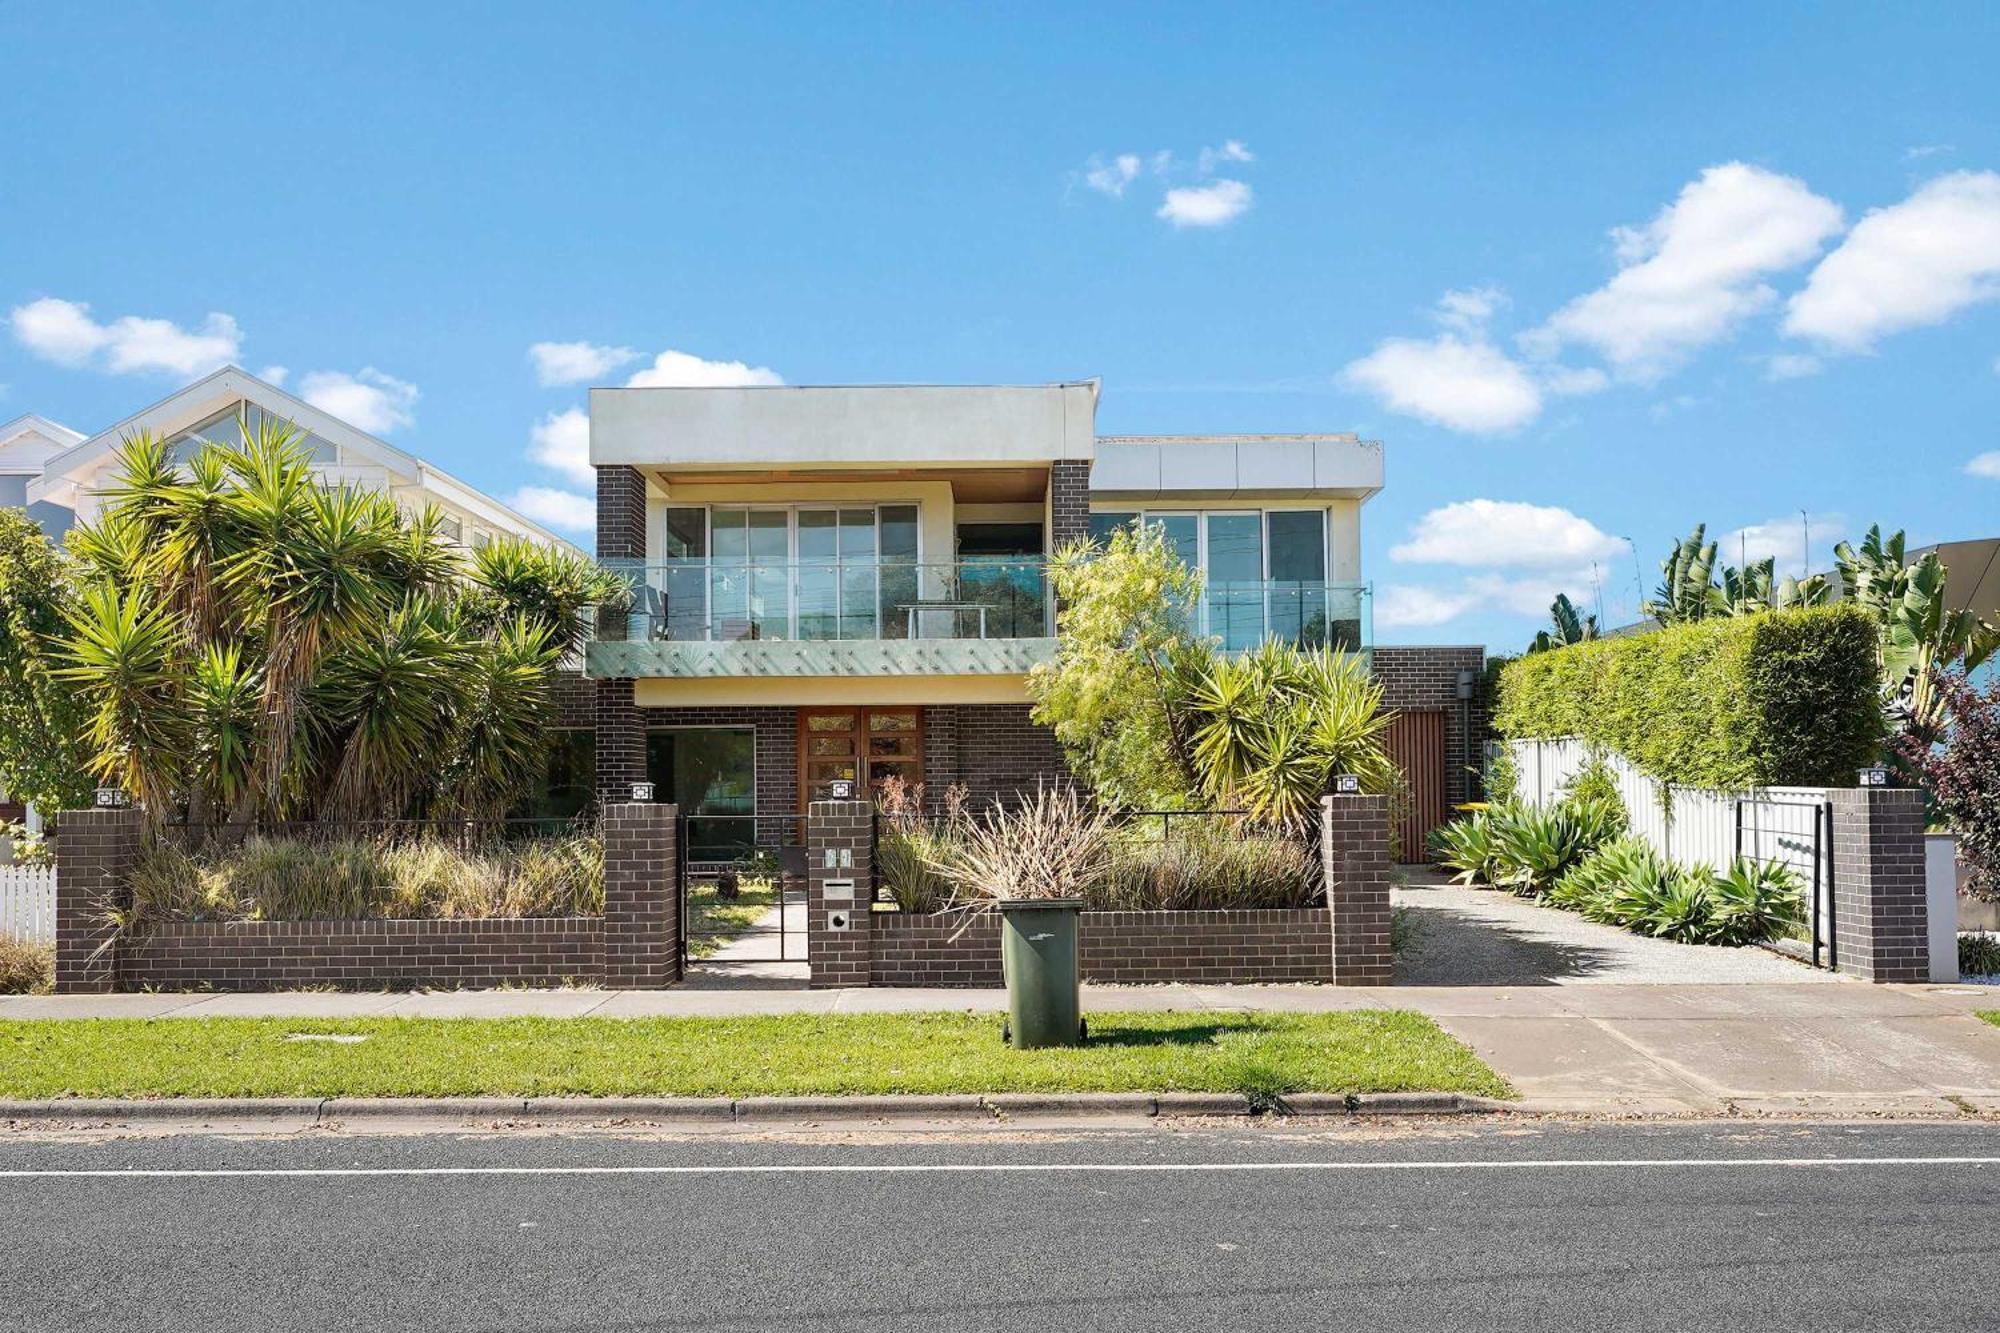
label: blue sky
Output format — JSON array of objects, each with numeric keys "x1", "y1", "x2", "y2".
[{"x1": 3, "y1": 1, "x2": 1997, "y2": 649}]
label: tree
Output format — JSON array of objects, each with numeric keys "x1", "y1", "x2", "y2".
[
  {"x1": 1898, "y1": 672, "x2": 2000, "y2": 902},
  {"x1": 1837, "y1": 524, "x2": 2000, "y2": 742},
  {"x1": 0, "y1": 509, "x2": 93, "y2": 814},
  {"x1": 1527, "y1": 593, "x2": 1597, "y2": 654},
  {"x1": 50, "y1": 416, "x2": 624, "y2": 825},
  {"x1": 1028, "y1": 523, "x2": 1204, "y2": 807}
]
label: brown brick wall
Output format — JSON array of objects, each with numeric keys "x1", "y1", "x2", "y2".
[
  {"x1": 1322, "y1": 793, "x2": 1393, "y2": 986},
  {"x1": 54, "y1": 806, "x2": 142, "y2": 994},
  {"x1": 603, "y1": 800, "x2": 678, "y2": 988},
  {"x1": 807, "y1": 799, "x2": 873, "y2": 988},
  {"x1": 922, "y1": 704, "x2": 1072, "y2": 805},
  {"x1": 1049, "y1": 459, "x2": 1091, "y2": 550},
  {"x1": 119, "y1": 918, "x2": 605, "y2": 991},
  {"x1": 1371, "y1": 645, "x2": 1486, "y2": 806},
  {"x1": 1828, "y1": 787, "x2": 1929, "y2": 983},
  {"x1": 595, "y1": 464, "x2": 647, "y2": 561},
  {"x1": 869, "y1": 909, "x2": 1334, "y2": 987}
]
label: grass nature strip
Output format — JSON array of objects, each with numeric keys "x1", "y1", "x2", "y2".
[{"x1": 0, "y1": 1011, "x2": 1510, "y2": 1101}]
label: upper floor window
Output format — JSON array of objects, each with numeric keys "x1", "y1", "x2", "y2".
[
  {"x1": 1087, "y1": 508, "x2": 1344, "y2": 650},
  {"x1": 162, "y1": 404, "x2": 338, "y2": 467}
]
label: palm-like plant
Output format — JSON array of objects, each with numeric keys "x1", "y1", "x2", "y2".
[
  {"x1": 51, "y1": 410, "x2": 590, "y2": 826},
  {"x1": 1174, "y1": 640, "x2": 1396, "y2": 827},
  {"x1": 1643, "y1": 525, "x2": 1720, "y2": 625},
  {"x1": 1528, "y1": 593, "x2": 1598, "y2": 654},
  {"x1": 1837, "y1": 524, "x2": 2000, "y2": 741}
]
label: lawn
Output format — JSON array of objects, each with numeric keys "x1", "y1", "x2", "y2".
[
  {"x1": 0, "y1": 1011, "x2": 1510, "y2": 1101},
  {"x1": 683, "y1": 879, "x2": 778, "y2": 960}
]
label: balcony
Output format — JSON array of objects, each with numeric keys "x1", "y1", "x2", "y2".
[
  {"x1": 585, "y1": 557, "x2": 1370, "y2": 680},
  {"x1": 585, "y1": 558, "x2": 1057, "y2": 679}
]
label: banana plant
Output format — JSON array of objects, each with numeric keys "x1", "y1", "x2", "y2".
[
  {"x1": 1642, "y1": 525, "x2": 1721, "y2": 624},
  {"x1": 1837, "y1": 525, "x2": 1999, "y2": 740},
  {"x1": 1528, "y1": 593, "x2": 1598, "y2": 653}
]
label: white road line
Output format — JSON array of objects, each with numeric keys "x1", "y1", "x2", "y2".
[{"x1": 0, "y1": 1156, "x2": 1995, "y2": 1180}]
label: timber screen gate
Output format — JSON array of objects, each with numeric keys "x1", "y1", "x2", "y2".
[{"x1": 677, "y1": 812, "x2": 810, "y2": 967}]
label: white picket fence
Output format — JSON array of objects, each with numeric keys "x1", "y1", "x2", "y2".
[
  {"x1": 0, "y1": 863, "x2": 56, "y2": 944},
  {"x1": 1506, "y1": 738, "x2": 1835, "y2": 953}
]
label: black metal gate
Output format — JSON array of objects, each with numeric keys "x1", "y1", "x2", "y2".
[
  {"x1": 1734, "y1": 795, "x2": 1836, "y2": 970},
  {"x1": 677, "y1": 812, "x2": 810, "y2": 968}
]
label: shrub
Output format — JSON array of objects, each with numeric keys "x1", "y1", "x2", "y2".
[
  {"x1": 1899, "y1": 672, "x2": 2000, "y2": 902},
  {"x1": 1488, "y1": 804, "x2": 1591, "y2": 897},
  {"x1": 921, "y1": 784, "x2": 1114, "y2": 913},
  {"x1": 0, "y1": 936, "x2": 52, "y2": 994},
  {"x1": 1495, "y1": 604, "x2": 1883, "y2": 790},
  {"x1": 1960, "y1": 932, "x2": 2000, "y2": 977},
  {"x1": 1544, "y1": 838, "x2": 1802, "y2": 947},
  {"x1": 874, "y1": 779, "x2": 961, "y2": 914},
  {"x1": 121, "y1": 831, "x2": 603, "y2": 928},
  {"x1": 1561, "y1": 756, "x2": 1628, "y2": 838},
  {"x1": 1092, "y1": 819, "x2": 1315, "y2": 911},
  {"x1": 1706, "y1": 859, "x2": 1806, "y2": 945}
]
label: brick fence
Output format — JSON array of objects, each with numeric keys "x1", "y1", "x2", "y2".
[
  {"x1": 816, "y1": 794, "x2": 1395, "y2": 988},
  {"x1": 1828, "y1": 787, "x2": 1930, "y2": 983},
  {"x1": 54, "y1": 803, "x2": 681, "y2": 993}
]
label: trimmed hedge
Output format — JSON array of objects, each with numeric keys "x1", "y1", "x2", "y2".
[{"x1": 1494, "y1": 604, "x2": 1883, "y2": 791}]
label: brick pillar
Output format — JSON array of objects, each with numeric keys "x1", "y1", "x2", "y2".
[
  {"x1": 595, "y1": 677, "x2": 646, "y2": 809},
  {"x1": 595, "y1": 463, "x2": 647, "y2": 643},
  {"x1": 1828, "y1": 787, "x2": 1928, "y2": 983},
  {"x1": 1048, "y1": 459, "x2": 1090, "y2": 551},
  {"x1": 1321, "y1": 794, "x2": 1392, "y2": 986},
  {"x1": 807, "y1": 799, "x2": 874, "y2": 988},
  {"x1": 55, "y1": 806, "x2": 142, "y2": 993},
  {"x1": 602, "y1": 801, "x2": 678, "y2": 988}
]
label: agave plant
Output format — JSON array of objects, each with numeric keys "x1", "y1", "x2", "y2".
[
  {"x1": 1488, "y1": 804, "x2": 1590, "y2": 896},
  {"x1": 1706, "y1": 859, "x2": 1805, "y2": 945},
  {"x1": 1642, "y1": 867, "x2": 1716, "y2": 943},
  {"x1": 1429, "y1": 812, "x2": 1498, "y2": 886}
]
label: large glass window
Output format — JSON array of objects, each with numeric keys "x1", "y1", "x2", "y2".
[
  {"x1": 657, "y1": 504, "x2": 924, "y2": 642},
  {"x1": 647, "y1": 728, "x2": 755, "y2": 859},
  {"x1": 511, "y1": 729, "x2": 595, "y2": 824},
  {"x1": 163, "y1": 404, "x2": 338, "y2": 466},
  {"x1": 1205, "y1": 513, "x2": 1264, "y2": 651},
  {"x1": 1266, "y1": 510, "x2": 1329, "y2": 646},
  {"x1": 1085, "y1": 507, "x2": 1333, "y2": 648}
]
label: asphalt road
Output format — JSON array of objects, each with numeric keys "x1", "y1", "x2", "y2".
[{"x1": 3, "y1": 1119, "x2": 1998, "y2": 1331}]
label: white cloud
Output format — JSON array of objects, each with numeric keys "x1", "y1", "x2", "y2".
[
  {"x1": 259, "y1": 365, "x2": 289, "y2": 387},
  {"x1": 1543, "y1": 365, "x2": 1610, "y2": 396},
  {"x1": 528, "y1": 407, "x2": 593, "y2": 485},
  {"x1": 9, "y1": 297, "x2": 242, "y2": 376},
  {"x1": 1377, "y1": 572, "x2": 1598, "y2": 629},
  {"x1": 1390, "y1": 499, "x2": 1628, "y2": 569},
  {"x1": 625, "y1": 349, "x2": 783, "y2": 388},
  {"x1": 1197, "y1": 140, "x2": 1255, "y2": 174},
  {"x1": 1966, "y1": 452, "x2": 2000, "y2": 480},
  {"x1": 1784, "y1": 171, "x2": 2000, "y2": 352},
  {"x1": 1534, "y1": 163, "x2": 1843, "y2": 378},
  {"x1": 1157, "y1": 179, "x2": 1253, "y2": 228},
  {"x1": 1763, "y1": 352, "x2": 1823, "y2": 380},
  {"x1": 1083, "y1": 153, "x2": 1143, "y2": 198},
  {"x1": 529, "y1": 340, "x2": 639, "y2": 387},
  {"x1": 507, "y1": 485, "x2": 595, "y2": 533},
  {"x1": 1719, "y1": 512, "x2": 1845, "y2": 570},
  {"x1": 1341, "y1": 334, "x2": 1543, "y2": 434},
  {"x1": 1435, "y1": 287, "x2": 1506, "y2": 334},
  {"x1": 299, "y1": 367, "x2": 418, "y2": 434}
]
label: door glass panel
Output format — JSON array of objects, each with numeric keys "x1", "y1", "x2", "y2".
[
  {"x1": 1146, "y1": 514, "x2": 1200, "y2": 570},
  {"x1": 1088, "y1": 511, "x2": 1137, "y2": 545},
  {"x1": 877, "y1": 504, "x2": 918, "y2": 641},
  {"x1": 1206, "y1": 513, "x2": 1264, "y2": 651},
  {"x1": 748, "y1": 511, "x2": 789, "y2": 638},
  {"x1": 869, "y1": 711, "x2": 918, "y2": 732},
  {"x1": 1266, "y1": 510, "x2": 1327, "y2": 646},
  {"x1": 805, "y1": 711, "x2": 857, "y2": 733},
  {"x1": 663, "y1": 509, "x2": 707, "y2": 640},
  {"x1": 796, "y1": 510, "x2": 839, "y2": 639}
]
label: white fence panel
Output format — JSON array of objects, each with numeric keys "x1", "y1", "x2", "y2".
[{"x1": 0, "y1": 864, "x2": 56, "y2": 944}]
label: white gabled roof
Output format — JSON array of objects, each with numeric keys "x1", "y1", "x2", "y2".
[
  {"x1": 26, "y1": 366, "x2": 574, "y2": 549},
  {"x1": 0, "y1": 414, "x2": 86, "y2": 472}
]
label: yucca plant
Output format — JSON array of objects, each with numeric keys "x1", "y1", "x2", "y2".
[{"x1": 1430, "y1": 812, "x2": 1498, "y2": 886}]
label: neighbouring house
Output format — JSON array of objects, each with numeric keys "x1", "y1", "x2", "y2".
[
  {"x1": 0, "y1": 413, "x2": 87, "y2": 541},
  {"x1": 21, "y1": 366, "x2": 575, "y2": 552},
  {"x1": 586, "y1": 380, "x2": 1484, "y2": 861}
]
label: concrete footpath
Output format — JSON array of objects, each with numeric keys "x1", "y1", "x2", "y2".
[{"x1": 4, "y1": 981, "x2": 1999, "y2": 1118}]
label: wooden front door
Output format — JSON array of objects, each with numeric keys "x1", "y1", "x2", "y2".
[
  {"x1": 798, "y1": 707, "x2": 923, "y2": 803},
  {"x1": 1385, "y1": 709, "x2": 1449, "y2": 863}
]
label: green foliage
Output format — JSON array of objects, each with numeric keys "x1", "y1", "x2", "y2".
[
  {"x1": 1092, "y1": 820, "x2": 1317, "y2": 910},
  {"x1": 1644, "y1": 524, "x2": 1720, "y2": 624},
  {"x1": 121, "y1": 831, "x2": 603, "y2": 927},
  {"x1": 1031, "y1": 526, "x2": 1398, "y2": 822},
  {"x1": 1537, "y1": 837, "x2": 1803, "y2": 946},
  {"x1": 1959, "y1": 933, "x2": 2000, "y2": 978},
  {"x1": 1837, "y1": 524, "x2": 2000, "y2": 742},
  {"x1": 45, "y1": 416, "x2": 598, "y2": 824},
  {"x1": 1430, "y1": 810, "x2": 1499, "y2": 885},
  {"x1": 1028, "y1": 523, "x2": 1204, "y2": 807},
  {"x1": 1528, "y1": 593, "x2": 1597, "y2": 654},
  {"x1": 0, "y1": 509, "x2": 92, "y2": 813},
  {"x1": 1489, "y1": 804, "x2": 1593, "y2": 896},
  {"x1": 1495, "y1": 604, "x2": 1883, "y2": 790},
  {"x1": 1561, "y1": 754, "x2": 1629, "y2": 838}
]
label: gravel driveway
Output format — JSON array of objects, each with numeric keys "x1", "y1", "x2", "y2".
[{"x1": 1392, "y1": 871, "x2": 1841, "y2": 985}]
